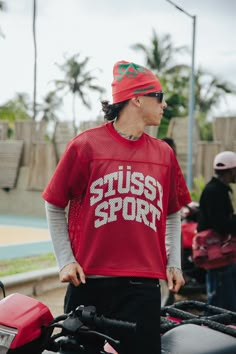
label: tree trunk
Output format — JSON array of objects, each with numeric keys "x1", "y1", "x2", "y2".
[{"x1": 72, "y1": 94, "x2": 77, "y2": 134}]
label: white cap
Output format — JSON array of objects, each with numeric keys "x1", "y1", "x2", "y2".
[{"x1": 213, "y1": 151, "x2": 236, "y2": 170}]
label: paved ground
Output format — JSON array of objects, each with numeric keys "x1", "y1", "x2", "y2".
[
  {"x1": 0, "y1": 216, "x2": 65, "y2": 314},
  {"x1": 33, "y1": 286, "x2": 66, "y2": 317},
  {"x1": 0, "y1": 225, "x2": 50, "y2": 245},
  {"x1": 0, "y1": 216, "x2": 65, "y2": 353},
  {"x1": 0, "y1": 216, "x2": 53, "y2": 259}
]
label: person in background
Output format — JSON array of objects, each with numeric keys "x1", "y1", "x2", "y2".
[
  {"x1": 197, "y1": 151, "x2": 236, "y2": 311},
  {"x1": 161, "y1": 137, "x2": 177, "y2": 156},
  {"x1": 42, "y1": 60, "x2": 191, "y2": 354}
]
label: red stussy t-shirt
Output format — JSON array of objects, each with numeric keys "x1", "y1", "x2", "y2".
[{"x1": 42, "y1": 122, "x2": 191, "y2": 280}]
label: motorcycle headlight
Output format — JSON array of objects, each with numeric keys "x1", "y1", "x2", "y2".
[{"x1": 0, "y1": 324, "x2": 18, "y2": 353}]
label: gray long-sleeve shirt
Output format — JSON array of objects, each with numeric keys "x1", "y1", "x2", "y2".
[{"x1": 45, "y1": 201, "x2": 181, "y2": 272}]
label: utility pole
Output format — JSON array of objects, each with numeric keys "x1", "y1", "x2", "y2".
[{"x1": 165, "y1": 0, "x2": 196, "y2": 189}]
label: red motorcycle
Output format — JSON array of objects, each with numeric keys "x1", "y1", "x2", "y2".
[
  {"x1": 180, "y1": 202, "x2": 206, "y2": 296},
  {"x1": 162, "y1": 202, "x2": 206, "y2": 306},
  {"x1": 1, "y1": 290, "x2": 236, "y2": 354}
]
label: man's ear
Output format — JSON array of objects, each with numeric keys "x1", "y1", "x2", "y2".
[{"x1": 131, "y1": 96, "x2": 141, "y2": 107}]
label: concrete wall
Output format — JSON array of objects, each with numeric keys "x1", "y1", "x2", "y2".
[
  {"x1": 0, "y1": 166, "x2": 45, "y2": 217},
  {"x1": 1, "y1": 118, "x2": 236, "y2": 217}
]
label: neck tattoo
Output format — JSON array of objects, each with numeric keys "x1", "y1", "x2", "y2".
[{"x1": 113, "y1": 122, "x2": 140, "y2": 140}]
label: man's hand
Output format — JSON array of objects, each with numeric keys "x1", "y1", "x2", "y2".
[
  {"x1": 166, "y1": 267, "x2": 185, "y2": 293},
  {"x1": 59, "y1": 262, "x2": 86, "y2": 287}
]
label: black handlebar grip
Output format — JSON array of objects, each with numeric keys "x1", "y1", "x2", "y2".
[{"x1": 94, "y1": 315, "x2": 136, "y2": 334}]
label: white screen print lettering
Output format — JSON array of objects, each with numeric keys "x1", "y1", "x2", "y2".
[{"x1": 90, "y1": 166, "x2": 163, "y2": 231}]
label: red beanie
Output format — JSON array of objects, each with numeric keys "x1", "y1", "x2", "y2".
[{"x1": 112, "y1": 60, "x2": 162, "y2": 104}]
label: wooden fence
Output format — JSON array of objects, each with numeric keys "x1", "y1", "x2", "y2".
[
  {"x1": 167, "y1": 116, "x2": 236, "y2": 181},
  {"x1": 0, "y1": 118, "x2": 236, "y2": 198},
  {"x1": 0, "y1": 140, "x2": 23, "y2": 189}
]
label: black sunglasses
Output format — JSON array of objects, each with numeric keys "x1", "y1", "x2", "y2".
[{"x1": 143, "y1": 92, "x2": 164, "y2": 103}]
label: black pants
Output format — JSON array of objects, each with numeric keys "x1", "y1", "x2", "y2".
[{"x1": 64, "y1": 277, "x2": 161, "y2": 354}]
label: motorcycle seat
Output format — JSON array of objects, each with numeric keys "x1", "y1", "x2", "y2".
[{"x1": 161, "y1": 323, "x2": 236, "y2": 354}]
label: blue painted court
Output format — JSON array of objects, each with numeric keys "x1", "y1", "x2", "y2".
[
  {"x1": 0, "y1": 214, "x2": 48, "y2": 228},
  {"x1": 0, "y1": 241, "x2": 53, "y2": 260},
  {"x1": 0, "y1": 214, "x2": 53, "y2": 259}
]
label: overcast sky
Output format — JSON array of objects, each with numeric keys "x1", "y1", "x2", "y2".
[{"x1": 0, "y1": 0, "x2": 236, "y2": 123}]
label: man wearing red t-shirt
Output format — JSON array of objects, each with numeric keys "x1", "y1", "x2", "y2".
[{"x1": 43, "y1": 60, "x2": 191, "y2": 354}]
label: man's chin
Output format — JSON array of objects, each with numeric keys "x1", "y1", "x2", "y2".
[{"x1": 148, "y1": 120, "x2": 161, "y2": 127}]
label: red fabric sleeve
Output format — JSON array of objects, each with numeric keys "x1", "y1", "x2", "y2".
[
  {"x1": 167, "y1": 153, "x2": 192, "y2": 214},
  {"x1": 42, "y1": 140, "x2": 87, "y2": 208}
]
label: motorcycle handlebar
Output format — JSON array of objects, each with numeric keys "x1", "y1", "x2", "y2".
[
  {"x1": 74, "y1": 305, "x2": 136, "y2": 334},
  {"x1": 46, "y1": 305, "x2": 136, "y2": 353},
  {"x1": 94, "y1": 314, "x2": 136, "y2": 333}
]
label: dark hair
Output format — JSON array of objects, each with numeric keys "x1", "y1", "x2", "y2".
[
  {"x1": 101, "y1": 100, "x2": 129, "y2": 121},
  {"x1": 161, "y1": 137, "x2": 177, "y2": 155},
  {"x1": 162, "y1": 137, "x2": 175, "y2": 148}
]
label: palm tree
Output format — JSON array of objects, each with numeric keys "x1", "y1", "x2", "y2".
[
  {"x1": 0, "y1": 93, "x2": 31, "y2": 120},
  {"x1": 194, "y1": 68, "x2": 236, "y2": 114},
  {"x1": 54, "y1": 54, "x2": 105, "y2": 133},
  {"x1": 32, "y1": 0, "x2": 37, "y2": 120},
  {"x1": 193, "y1": 68, "x2": 236, "y2": 140},
  {"x1": 160, "y1": 65, "x2": 190, "y2": 119},
  {"x1": 36, "y1": 91, "x2": 63, "y2": 160},
  {"x1": 0, "y1": 93, "x2": 31, "y2": 137},
  {"x1": 0, "y1": 1, "x2": 6, "y2": 38},
  {"x1": 131, "y1": 30, "x2": 236, "y2": 139},
  {"x1": 131, "y1": 29, "x2": 187, "y2": 75},
  {"x1": 38, "y1": 91, "x2": 62, "y2": 122},
  {"x1": 131, "y1": 29, "x2": 189, "y2": 137}
]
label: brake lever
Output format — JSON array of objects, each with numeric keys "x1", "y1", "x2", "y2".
[{"x1": 63, "y1": 314, "x2": 84, "y2": 333}]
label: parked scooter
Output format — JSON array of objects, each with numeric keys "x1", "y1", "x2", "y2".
[{"x1": 0, "y1": 288, "x2": 236, "y2": 354}]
